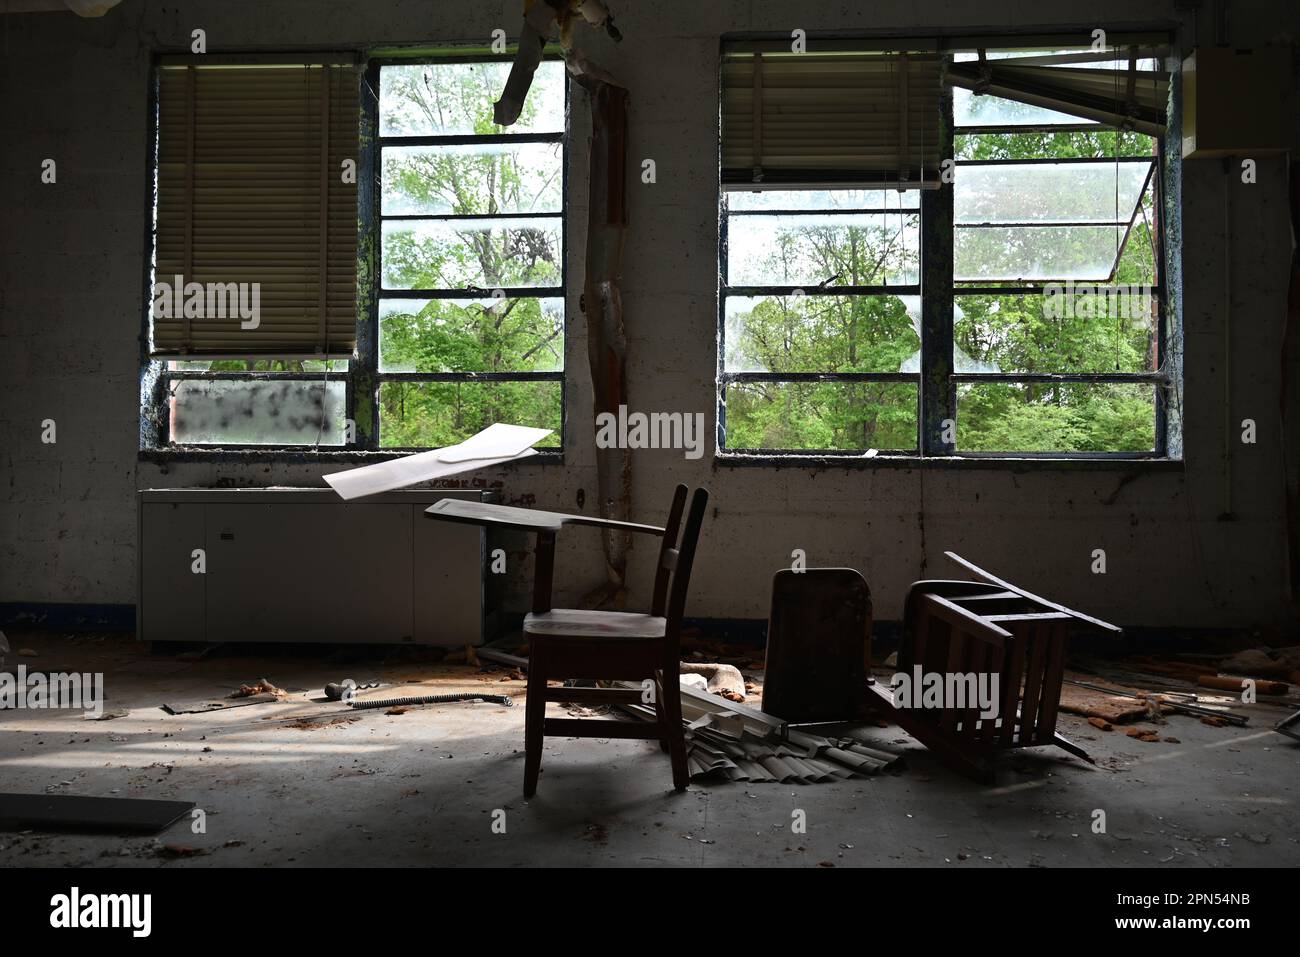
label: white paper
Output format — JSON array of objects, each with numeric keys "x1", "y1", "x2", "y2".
[
  {"x1": 323, "y1": 424, "x2": 550, "y2": 501},
  {"x1": 437, "y1": 423, "x2": 553, "y2": 463}
]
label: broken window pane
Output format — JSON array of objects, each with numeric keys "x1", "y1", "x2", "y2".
[
  {"x1": 170, "y1": 380, "x2": 347, "y2": 446},
  {"x1": 957, "y1": 381, "x2": 1156, "y2": 452},
  {"x1": 379, "y1": 380, "x2": 561, "y2": 449},
  {"x1": 727, "y1": 213, "x2": 919, "y2": 287},
  {"x1": 379, "y1": 297, "x2": 564, "y2": 373},
  {"x1": 382, "y1": 141, "x2": 562, "y2": 216},
  {"x1": 954, "y1": 292, "x2": 1155, "y2": 375},
  {"x1": 723, "y1": 381, "x2": 917, "y2": 451},
  {"x1": 955, "y1": 161, "x2": 1151, "y2": 224},
  {"x1": 381, "y1": 218, "x2": 562, "y2": 290},
  {"x1": 724, "y1": 294, "x2": 918, "y2": 373},
  {"x1": 379, "y1": 61, "x2": 565, "y2": 137}
]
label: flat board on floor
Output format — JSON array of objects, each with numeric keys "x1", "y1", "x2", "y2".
[
  {"x1": 0, "y1": 794, "x2": 194, "y2": 833},
  {"x1": 162, "y1": 691, "x2": 284, "y2": 715}
]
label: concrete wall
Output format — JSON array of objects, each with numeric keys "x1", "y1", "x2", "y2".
[{"x1": 2, "y1": 0, "x2": 1298, "y2": 632}]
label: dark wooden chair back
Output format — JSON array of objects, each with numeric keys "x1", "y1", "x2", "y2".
[
  {"x1": 661, "y1": 487, "x2": 709, "y2": 651},
  {"x1": 650, "y1": 484, "x2": 689, "y2": 617}
]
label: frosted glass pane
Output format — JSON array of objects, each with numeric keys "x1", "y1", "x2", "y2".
[
  {"x1": 727, "y1": 213, "x2": 919, "y2": 286},
  {"x1": 382, "y1": 141, "x2": 562, "y2": 215},
  {"x1": 955, "y1": 224, "x2": 1126, "y2": 281},
  {"x1": 382, "y1": 218, "x2": 562, "y2": 289},
  {"x1": 171, "y1": 380, "x2": 346, "y2": 446},
  {"x1": 955, "y1": 161, "x2": 1151, "y2": 224},
  {"x1": 380, "y1": 61, "x2": 564, "y2": 136}
]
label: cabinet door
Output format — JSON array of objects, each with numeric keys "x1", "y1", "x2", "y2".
[
  {"x1": 205, "y1": 503, "x2": 413, "y2": 643},
  {"x1": 140, "y1": 502, "x2": 207, "y2": 642},
  {"x1": 412, "y1": 500, "x2": 485, "y2": 646}
]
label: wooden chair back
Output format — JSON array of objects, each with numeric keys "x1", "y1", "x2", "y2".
[
  {"x1": 661, "y1": 487, "x2": 709, "y2": 652},
  {"x1": 650, "y1": 484, "x2": 689, "y2": 617}
]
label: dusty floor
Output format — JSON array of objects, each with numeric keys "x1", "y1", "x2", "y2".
[{"x1": 1, "y1": 632, "x2": 1298, "y2": 868}]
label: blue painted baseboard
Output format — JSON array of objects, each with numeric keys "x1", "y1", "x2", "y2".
[{"x1": 0, "y1": 603, "x2": 136, "y2": 633}]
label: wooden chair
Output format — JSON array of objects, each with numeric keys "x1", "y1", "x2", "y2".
[
  {"x1": 522, "y1": 485, "x2": 710, "y2": 796},
  {"x1": 867, "y1": 552, "x2": 1122, "y2": 783}
]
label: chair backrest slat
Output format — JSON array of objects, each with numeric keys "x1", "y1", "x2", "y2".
[
  {"x1": 663, "y1": 487, "x2": 710, "y2": 637},
  {"x1": 651, "y1": 485, "x2": 688, "y2": 617}
]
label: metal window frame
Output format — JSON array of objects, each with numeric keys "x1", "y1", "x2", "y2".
[
  {"x1": 716, "y1": 48, "x2": 1173, "y2": 461},
  {"x1": 717, "y1": 190, "x2": 927, "y2": 455},
  {"x1": 947, "y1": 102, "x2": 1169, "y2": 458},
  {"x1": 141, "y1": 52, "x2": 570, "y2": 455},
  {"x1": 371, "y1": 55, "x2": 568, "y2": 454}
]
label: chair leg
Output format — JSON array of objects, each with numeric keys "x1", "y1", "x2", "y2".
[
  {"x1": 523, "y1": 644, "x2": 547, "y2": 797},
  {"x1": 658, "y1": 666, "x2": 689, "y2": 791},
  {"x1": 652, "y1": 676, "x2": 670, "y2": 752}
]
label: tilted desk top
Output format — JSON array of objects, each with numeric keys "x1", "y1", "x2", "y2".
[{"x1": 424, "y1": 498, "x2": 664, "y2": 536}]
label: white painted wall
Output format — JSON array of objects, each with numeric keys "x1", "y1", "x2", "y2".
[{"x1": 2, "y1": 0, "x2": 1298, "y2": 630}]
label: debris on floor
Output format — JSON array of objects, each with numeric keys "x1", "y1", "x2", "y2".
[{"x1": 229, "y1": 678, "x2": 286, "y2": 699}]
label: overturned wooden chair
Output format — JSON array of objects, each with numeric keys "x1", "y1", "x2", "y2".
[{"x1": 868, "y1": 551, "x2": 1122, "y2": 783}]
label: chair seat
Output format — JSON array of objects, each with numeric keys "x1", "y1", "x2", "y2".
[{"x1": 524, "y1": 608, "x2": 667, "y2": 639}]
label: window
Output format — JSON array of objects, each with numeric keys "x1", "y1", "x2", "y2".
[
  {"x1": 718, "y1": 38, "x2": 1173, "y2": 458},
  {"x1": 145, "y1": 58, "x2": 359, "y2": 449},
  {"x1": 143, "y1": 55, "x2": 567, "y2": 453},
  {"x1": 374, "y1": 59, "x2": 566, "y2": 451},
  {"x1": 951, "y1": 48, "x2": 1166, "y2": 455}
]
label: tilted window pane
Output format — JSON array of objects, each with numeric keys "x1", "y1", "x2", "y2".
[
  {"x1": 723, "y1": 381, "x2": 917, "y2": 451},
  {"x1": 381, "y1": 218, "x2": 562, "y2": 290},
  {"x1": 379, "y1": 297, "x2": 564, "y2": 373},
  {"x1": 382, "y1": 141, "x2": 562, "y2": 216},
  {"x1": 955, "y1": 161, "x2": 1150, "y2": 224},
  {"x1": 955, "y1": 224, "x2": 1127, "y2": 281},
  {"x1": 379, "y1": 61, "x2": 565, "y2": 136},
  {"x1": 724, "y1": 294, "x2": 919, "y2": 374},
  {"x1": 170, "y1": 380, "x2": 346, "y2": 446}
]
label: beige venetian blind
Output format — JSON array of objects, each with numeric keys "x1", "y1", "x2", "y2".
[
  {"x1": 154, "y1": 58, "x2": 359, "y2": 357},
  {"x1": 721, "y1": 52, "x2": 943, "y2": 187}
]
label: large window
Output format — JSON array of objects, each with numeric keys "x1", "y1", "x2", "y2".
[
  {"x1": 144, "y1": 56, "x2": 567, "y2": 452},
  {"x1": 374, "y1": 59, "x2": 566, "y2": 450},
  {"x1": 718, "y1": 39, "x2": 1172, "y2": 458}
]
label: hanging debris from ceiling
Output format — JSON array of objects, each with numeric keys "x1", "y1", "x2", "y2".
[{"x1": 494, "y1": 0, "x2": 622, "y2": 126}]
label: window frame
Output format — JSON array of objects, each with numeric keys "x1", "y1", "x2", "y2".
[
  {"x1": 139, "y1": 52, "x2": 570, "y2": 458},
  {"x1": 715, "y1": 39, "x2": 1175, "y2": 463}
]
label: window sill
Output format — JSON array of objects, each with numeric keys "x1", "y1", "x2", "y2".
[
  {"x1": 713, "y1": 452, "x2": 1183, "y2": 472},
  {"x1": 139, "y1": 447, "x2": 566, "y2": 466}
]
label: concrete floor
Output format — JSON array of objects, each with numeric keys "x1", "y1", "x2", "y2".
[{"x1": 1, "y1": 632, "x2": 1298, "y2": 868}]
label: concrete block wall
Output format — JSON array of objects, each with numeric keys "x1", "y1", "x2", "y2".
[{"x1": 1, "y1": 0, "x2": 1298, "y2": 631}]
